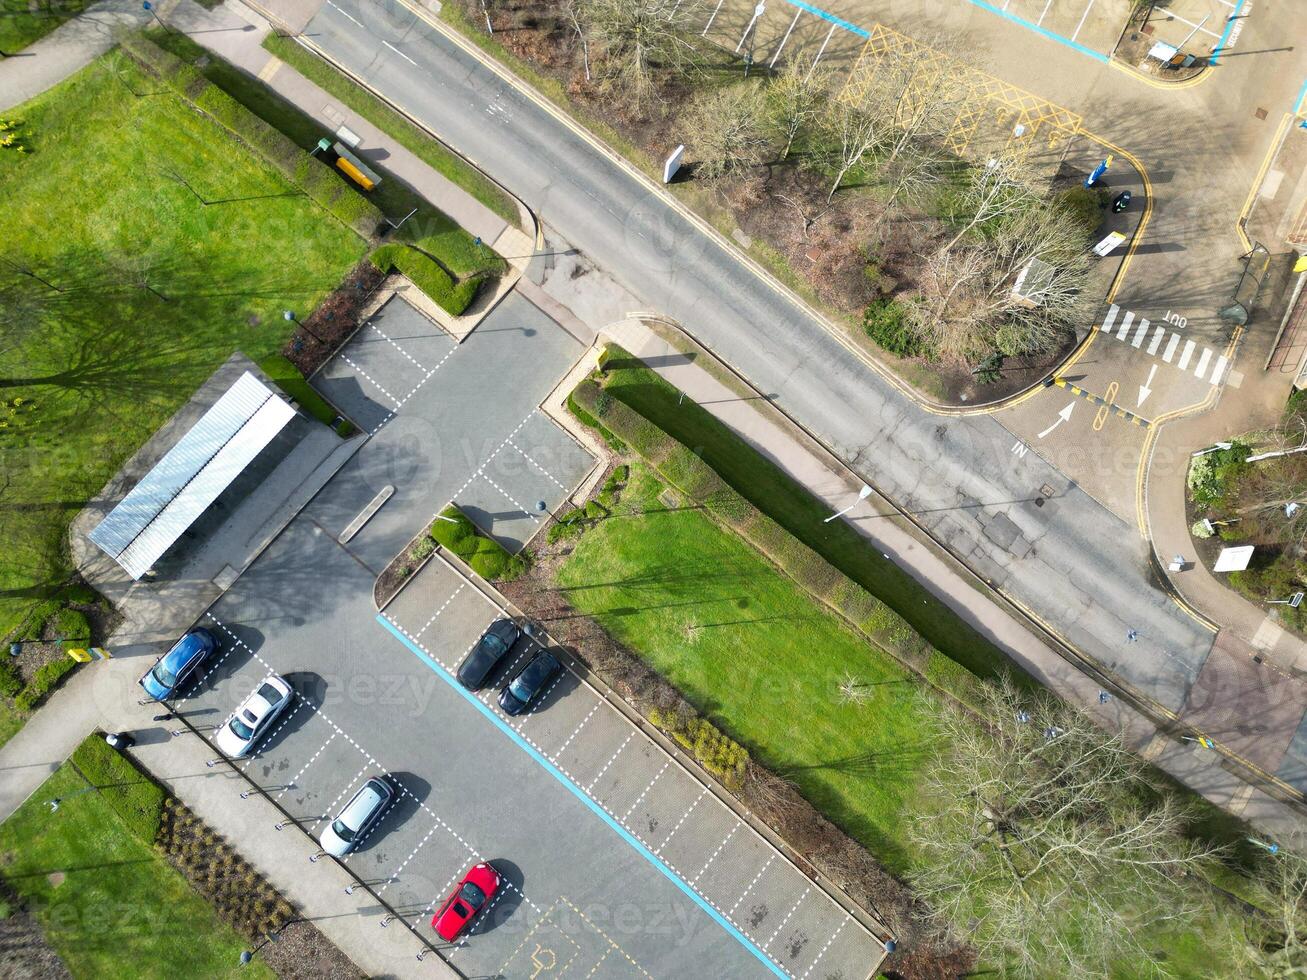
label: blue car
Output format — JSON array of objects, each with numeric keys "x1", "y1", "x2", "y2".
[{"x1": 138, "y1": 628, "x2": 218, "y2": 701}]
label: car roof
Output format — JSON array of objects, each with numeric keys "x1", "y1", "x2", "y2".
[{"x1": 341, "y1": 780, "x2": 389, "y2": 824}]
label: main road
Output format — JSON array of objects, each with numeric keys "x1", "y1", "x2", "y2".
[{"x1": 279, "y1": 0, "x2": 1303, "y2": 783}]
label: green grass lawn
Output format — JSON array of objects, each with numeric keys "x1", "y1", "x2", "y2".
[
  {"x1": 557, "y1": 463, "x2": 940, "y2": 873},
  {"x1": 0, "y1": 762, "x2": 273, "y2": 978},
  {"x1": 595, "y1": 351, "x2": 1027, "y2": 686},
  {"x1": 0, "y1": 53, "x2": 366, "y2": 638},
  {"x1": 260, "y1": 33, "x2": 520, "y2": 228},
  {"x1": 148, "y1": 30, "x2": 503, "y2": 283},
  {"x1": 0, "y1": 0, "x2": 93, "y2": 53}
]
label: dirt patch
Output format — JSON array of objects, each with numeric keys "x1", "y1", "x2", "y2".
[
  {"x1": 0, "y1": 880, "x2": 72, "y2": 980},
  {"x1": 283, "y1": 260, "x2": 387, "y2": 378},
  {"x1": 1113, "y1": 9, "x2": 1208, "y2": 82},
  {"x1": 375, "y1": 525, "x2": 437, "y2": 607},
  {"x1": 258, "y1": 918, "x2": 364, "y2": 980}
]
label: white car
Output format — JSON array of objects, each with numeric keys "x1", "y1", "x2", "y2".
[
  {"x1": 319, "y1": 777, "x2": 394, "y2": 857},
  {"x1": 215, "y1": 675, "x2": 293, "y2": 758}
]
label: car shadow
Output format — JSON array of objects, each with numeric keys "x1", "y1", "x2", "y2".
[
  {"x1": 348, "y1": 771, "x2": 429, "y2": 857},
  {"x1": 520, "y1": 659, "x2": 580, "y2": 716},
  {"x1": 474, "y1": 858, "x2": 525, "y2": 936},
  {"x1": 255, "y1": 675, "x2": 322, "y2": 754}
]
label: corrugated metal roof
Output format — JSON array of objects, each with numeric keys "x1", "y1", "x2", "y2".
[{"x1": 89, "y1": 372, "x2": 296, "y2": 579}]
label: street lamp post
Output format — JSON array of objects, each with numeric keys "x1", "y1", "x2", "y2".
[
  {"x1": 824, "y1": 484, "x2": 872, "y2": 523},
  {"x1": 284, "y1": 309, "x2": 327, "y2": 346},
  {"x1": 142, "y1": 1, "x2": 171, "y2": 33},
  {"x1": 1191, "y1": 441, "x2": 1233, "y2": 458},
  {"x1": 1269, "y1": 592, "x2": 1305, "y2": 609}
]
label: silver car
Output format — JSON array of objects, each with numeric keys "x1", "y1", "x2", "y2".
[
  {"x1": 215, "y1": 675, "x2": 293, "y2": 758},
  {"x1": 319, "y1": 776, "x2": 394, "y2": 857}
]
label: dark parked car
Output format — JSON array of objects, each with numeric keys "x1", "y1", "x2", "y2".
[
  {"x1": 138, "y1": 628, "x2": 218, "y2": 701},
  {"x1": 457, "y1": 618, "x2": 521, "y2": 690},
  {"x1": 498, "y1": 650, "x2": 561, "y2": 716}
]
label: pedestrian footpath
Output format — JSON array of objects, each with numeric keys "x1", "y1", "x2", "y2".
[
  {"x1": 0, "y1": 0, "x2": 149, "y2": 112},
  {"x1": 600, "y1": 315, "x2": 1307, "y2": 849}
]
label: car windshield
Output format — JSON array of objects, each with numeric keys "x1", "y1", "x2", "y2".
[
  {"x1": 331, "y1": 819, "x2": 356, "y2": 843},
  {"x1": 511, "y1": 657, "x2": 554, "y2": 700},
  {"x1": 229, "y1": 716, "x2": 255, "y2": 740},
  {"x1": 481, "y1": 633, "x2": 508, "y2": 658},
  {"x1": 459, "y1": 881, "x2": 486, "y2": 909},
  {"x1": 150, "y1": 661, "x2": 177, "y2": 689}
]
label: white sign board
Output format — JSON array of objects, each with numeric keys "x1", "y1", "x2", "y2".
[
  {"x1": 1093, "y1": 231, "x2": 1127, "y2": 257},
  {"x1": 1147, "y1": 40, "x2": 1179, "y2": 63},
  {"x1": 663, "y1": 144, "x2": 685, "y2": 184},
  {"x1": 1213, "y1": 545, "x2": 1254, "y2": 573}
]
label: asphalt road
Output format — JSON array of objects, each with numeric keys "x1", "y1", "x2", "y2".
[
  {"x1": 298, "y1": 0, "x2": 1215, "y2": 714},
  {"x1": 171, "y1": 293, "x2": 877, "y2": 978}
]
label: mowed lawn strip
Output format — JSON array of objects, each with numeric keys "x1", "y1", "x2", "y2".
[
  {"x1": 595, "y1": 352, "x2": 1029, "y2": 687},
  {"x1": 0, "y1": 763, "x2": 272, "y2": 979},
  {"x1": 0, "y1": 55, "x2": 365, "y2": 636},
  {"x1": 261, "y1": 32, "x2": 521, "y2": 227},
  {"x1": 556, "y1": 464, "x2": 940, "y2": 873}
]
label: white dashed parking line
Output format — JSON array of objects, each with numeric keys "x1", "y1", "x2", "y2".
[{"x1": 277, "y1": 731, "x2": 338, "y2": 802}]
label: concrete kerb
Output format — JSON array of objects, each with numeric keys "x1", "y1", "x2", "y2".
[
  {"x1": 397, "y1": 0, "x2": 1152, "y2": 420},
  {"x1": 161, "y1": 645, "x2": 456, "y2": 974},
  {"x1": 253, "y1": 7, "x2": 537, "y2": 239},
  {"x1": 594, "y1": 313, "x2": 1307, "y2": 826},
  {"x1": 393, "y1": 543, "x2": 896, "y2": 958}
]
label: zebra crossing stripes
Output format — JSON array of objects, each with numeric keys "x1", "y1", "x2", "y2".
[{"x1": 1096, "y1": 305, "x2": 1229, "y2": 386}]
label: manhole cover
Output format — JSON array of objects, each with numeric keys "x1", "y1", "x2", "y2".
[{"x1": 1255, "y1": 107, "x2": 1268, "y2": 120}]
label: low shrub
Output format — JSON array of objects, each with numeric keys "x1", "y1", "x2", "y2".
[
  {"x1": 0, "y1": 659, "x2": 21, "y2": 697},
  {"x1": 71, "y1": 733, "x2": 164, "y2": 844},
  {"x1": 48, "y1": 606, "x2": 89, "y2": 643},
  {"x1": 371, "y1": 244, "x2": 482, "y2": 316},
  {"x1": 430, "y1": 505, "x2": 528, "y2": 581},
  {"x1": 863, "y1": 296, "x2": 921, "y2": 358},
  {"x1": 1187, "y1": 442, "x2": 1251, "y2": 506},
  {"x1": 648, "y1": 706, "x2": 747, "y2": 791},
  {"x1": 15, "y1": 657, "x2": 77, "y2": 711}
]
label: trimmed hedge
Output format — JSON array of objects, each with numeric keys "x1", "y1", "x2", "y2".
[
  {"x1": 570, "y1": 375, "x2": 983, "y2": 710},
  {"x1": 119, "y1": 34, "x2": 382, "y2": 240},
  {"x1": 429, "y1": 505, "x2": 527, "y2": 581},
  {"x1": 257, "y1": 353, "x2": 355, "y2": 436},
  {"x1": 261, "y1": 33, "x2": 521, "y2": 226},
  {"x1": 371, "y1": 244, "x2": 481, "y2": 316},
  {"x1": 14, "y1": 657, "x2": 77, "y2": 711},
  {"x1": 71, "y1": 733, "x2": 165, "y2": 845}
]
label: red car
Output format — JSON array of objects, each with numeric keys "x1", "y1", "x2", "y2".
[{"x1": 432, "y1": 862, "x2": 501, "y2": 941}]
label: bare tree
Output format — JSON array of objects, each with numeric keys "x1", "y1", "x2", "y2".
[
  {"x1": 909, "y1": 675, "x2": 1225, "y2": 980},
  {"x1": 905, "y1": 191, "x2": 1090, "y2": 364},
  {"x1": 685, "y1": 84, "x2": 769, "y2": 180},
  {"x1": 1230, "y1": 847, "x2": 1307, "y2": 978},
  {"x1": 941, "y1": 150, "x2": 1032, "y2": 254},
  {"x1": 766, "y1": 60, "x2": 828, "y2": 161},
  {"x1": 579, "y1": 0, "x2": 701, "y2": 106},
  {"x1": 818, "y1": 96, "x2": 891, "y2": 204}
]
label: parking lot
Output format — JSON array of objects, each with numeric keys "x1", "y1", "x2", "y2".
[{"x1": 161, "y1": 291, "x2": 882, "y2": 978}]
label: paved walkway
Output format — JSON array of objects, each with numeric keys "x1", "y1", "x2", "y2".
[
  {"x1": 167, "y1": 0, "x2": 528, "y2": 246},
  {"x1": 604, "y1": 315, "x2": 1307, "y2": 848},
  {"x1": 0, "y1": 656, "x2": 455, "y2": 978},
  {"x1": 0, "y1": 0, "x2": 149, "y2": 112}
]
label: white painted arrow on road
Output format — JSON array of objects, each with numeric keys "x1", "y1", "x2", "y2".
[
  {"x1": 1137, "y1": 364, "x2": 1157, "y2": 408},
  {"x1": 1038, "y1": 402, "x2": 1075, "y2": 439}
]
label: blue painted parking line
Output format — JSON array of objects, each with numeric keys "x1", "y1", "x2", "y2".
[
  {"x1": 1209, "y1": 0, "x2": 1248, "y2": 64},
  {"x1": 778, "y1": 0, "x2": 867, "y2": 38},
  {"x1": 375, "y1": 613, "x2": 790, "y2": 979},
  {"x1": 963, "y1": 0, "x2": 1110, "y2": 63}
]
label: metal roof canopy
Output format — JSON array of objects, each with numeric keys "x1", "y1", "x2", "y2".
[{"x1": 89, "y1": 372, "x2": 295, "y2": 580}]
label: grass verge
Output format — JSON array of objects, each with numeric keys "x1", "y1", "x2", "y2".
[
  {"x1": 591, "y1": 347, "x2": 1024, "y2": 686},
  {"x1": 261, "y1": 32, "x2": 520, "y2": 227},
  {"x1": 0, "y1": 742, "x2": 272, "y2": 978},
  {"x1": 0, "y1": 53, "x2": 365, "y2": 639}
]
